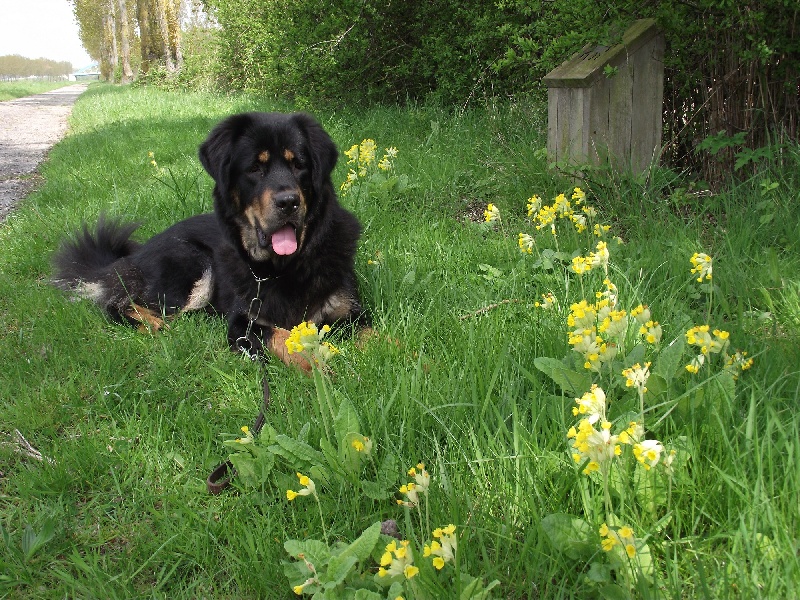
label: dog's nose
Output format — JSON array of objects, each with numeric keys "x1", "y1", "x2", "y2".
[{"x1": 274, "y1": 191, "x2": 301, "y2": 214}]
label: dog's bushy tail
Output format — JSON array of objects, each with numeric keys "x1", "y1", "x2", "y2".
[{"x1": 52, "y1": 216, "x2": 140, "y2": 290}]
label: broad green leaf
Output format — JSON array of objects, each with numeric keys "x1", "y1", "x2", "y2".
[
  {"x1": 229, "y1": 450, "x2": 273, "y2": 487},
  {"x1": 270, "y1": 435, "x2": 325, "y2": 466},
  {"x1": 334, "y1": 397, "x2": 361, "y2": 449},
  {"x1": 361, "y1": 452, "x2": 399, "y2": 499},
  {"x1": 323, "y1": 553, "x2": 358, "y2": 587},
  {"x1": 587, "y1": 561, "x2": 613, "y2": 583},
  {"x1": 319, "y1": 436, "x2": 345, "y2": 477},
  {"x1": 342, "y1": 521, "x2": 381, "y2": 563},
  {"x1": 643, "y1": 373, "x2": 668, "y2": 399},
  {"x1": 634, "y1": 466, "x2": 667, "y2": 516},
  {"x1": 652, "y1": 336, "x2": 686, "y2": 381},
  {"x1": 360, "y1": 480, "x2": 390, "y2": 500},
  {"x1": 284, "y1": 539, "x2": 331, "y2": 566},
  {"x1": 624, "y1": 343, "x2": 647, "y2": 368},
  {"x1": 533, "y1": 357, "x2": 591, "y2": 397},
  {"x1": 540, "y1": 513, "x2": 596, "y2": 560}
]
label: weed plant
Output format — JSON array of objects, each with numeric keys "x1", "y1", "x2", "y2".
[{"x1": 0, "y1": 84, "x2": 798, "y2": 598}]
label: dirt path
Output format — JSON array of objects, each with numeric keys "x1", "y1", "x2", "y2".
[{"x1": 0, "y1": 84, "x2": 88, "y2": 221}]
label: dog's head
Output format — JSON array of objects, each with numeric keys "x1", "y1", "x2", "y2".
[{"x1": 199, "y1": 112, "x2": 338, "y2": 265}]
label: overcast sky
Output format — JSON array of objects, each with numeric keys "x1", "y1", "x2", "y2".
[{"x1": 0, "y1": 0, "x2": 92, "y2": 68}]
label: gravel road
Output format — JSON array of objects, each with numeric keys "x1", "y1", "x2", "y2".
[{"x1": 0, "y1": 83, "x2": 88, "y2": 221}]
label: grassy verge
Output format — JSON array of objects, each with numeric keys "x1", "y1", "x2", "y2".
[
  {"x1": 1, "y1": 83, "x2": 798, "y2": 598},
  {"x1": 0, "y1": 80, "x2": 74, "y2": 102}
]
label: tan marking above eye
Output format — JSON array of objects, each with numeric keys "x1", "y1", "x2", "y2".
[
  {"x1": 283, "y1": 149, "x2": 295, "y2": 162},
  {"x1": 258, "y1": 150, "x2": 270, "y2": 163}
]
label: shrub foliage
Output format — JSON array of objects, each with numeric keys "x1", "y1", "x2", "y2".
[{"x1": 203, "y1": 0, "x2": 797, "y2": 180}]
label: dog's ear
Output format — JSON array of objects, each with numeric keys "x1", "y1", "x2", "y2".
[
  {"x1": 294, "y1": 113, "x2": 338, "y2": 198},
  {"x1": 199, "y1": 113, "x2": 253, "y2": 196}
]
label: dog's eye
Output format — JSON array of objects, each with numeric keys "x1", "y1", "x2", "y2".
[
  {"x1": 247, "y1": 163, "x2": 262, "y2": 174},
  {"x1": 291, "y1": 156, "x2": 307, "y2": 172}
]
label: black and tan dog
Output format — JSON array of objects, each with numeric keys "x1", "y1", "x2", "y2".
[{"x1": 53, "y1": 112, "x2": 367, "y2": 369}]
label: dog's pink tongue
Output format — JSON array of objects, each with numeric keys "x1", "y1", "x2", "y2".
[{"x1": 271, "y1": 225, "x2": 297, "y2": 255}]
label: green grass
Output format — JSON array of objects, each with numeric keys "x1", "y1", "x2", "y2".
[
  {"x1": 0, "y1": 80, "x2": 74, "y2": 102},
  {"x1": 1, "y1": 83, "x2": 798, "y2": 598}
]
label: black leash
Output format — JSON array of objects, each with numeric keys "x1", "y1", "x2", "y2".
[{"x1": 206, "y1": 375, "x2": 272, "y2": 494}]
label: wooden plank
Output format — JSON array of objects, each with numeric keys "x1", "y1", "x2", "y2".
[
  {"x1": 590, "y1": 77, "x2": 611, "y2": 166},
  {"x1": 606, "y1": 57, "x2": 633, "y2": 169},
  {"x1": 547, "y1": 87, "x2": 560, "y2": 163},
  {"x1": 567, "y1": 87, "x2": 588, "y2": 165},
  {"x1": 629, "y1": 36, "x2": 665, "y2": 172}
]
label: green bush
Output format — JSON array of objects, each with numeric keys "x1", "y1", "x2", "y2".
[{"x1": 199, "y1": 0, "x2": 798, "y2": 184}]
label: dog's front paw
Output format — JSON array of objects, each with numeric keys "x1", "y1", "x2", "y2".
[{"x1": 269, "y1": 327, "x2": 313, "y2": 373}]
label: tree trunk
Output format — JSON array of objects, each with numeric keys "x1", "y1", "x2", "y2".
[
  {"x1": 116, "y1": 0, "x2": 134, "y2": 82},
  {"x1": 155, "y1": 0, "x2": 175, "y2": 72},
  {"x1": 100, "y1": 2, "x2": 117, "y2": 81},
  {"x1": 137, "y1": 0, "x2": 156, "y2": 74},
  {"x1": 167, "y1": 0, "x2": 183, "y2": 70}
]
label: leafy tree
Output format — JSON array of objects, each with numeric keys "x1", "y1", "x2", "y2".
[{"x1": 0, "y1": 55, "x2": 72, "y2": 79}]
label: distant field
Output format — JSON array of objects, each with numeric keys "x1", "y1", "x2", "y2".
[{"x1": 0, "y1": 80, "x2": 73, "y2": 102}]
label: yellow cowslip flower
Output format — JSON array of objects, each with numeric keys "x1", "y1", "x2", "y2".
[
  {"x1": 534, "y1": 204, "x2": 557, "y2": 230},
  {"x1": 633, "y1": 439, "x2": 664, "y2": 470},
  {"x1": 292, "y1": 576, "x2": 319, "y2": 595},
  {"x1": 685, "y1": 353, "x2": 705, "y2": 374},
  {"x1": 358, "y1": 139, "x2": 377, "y2": 167},
  {"x1": 598, "y1": 278, "x2": 619, "y2": 308},
  {"x1": 286, "y1": 472, "x2": 316, "y2": 501},
  {"x1": 686, "y1": 325, "x2": 729, "y2": 356},
  {"x1": 535, "y1": 292, "x2": 556, "y2": 310},
  {"x1": 571, "y1": 213, "x2": 587, "y2": 233},
  {"x1": 583, "y1": 206, "x2": 597, "y2": 220},
  {"x1": 378, "y1": 540, "x2": 419, "y2": 579},
  {"x1": 553, "y1": 193, "x2": 571, "y2": 216},
  {"x1": 573, "y1": 385, "x2": 607, "y2": 424},
  {"x1": 568, "y1": 300, "x2": 597, "y2": 329},
  {"x1": 639, "y1": 320, "x2": 662, "y2": 344},
  {"x1": 571, "y1": 187, "x2": 586, "y2": 203},
  {"x1": 484, "y1": 203, "x2": 500, "y2": 223},
  {"x1": 527, "y1": 195, "x2": 543, "y2": 217},
  {"x1": 340, "y1": 169, "x2": 359, "y2": 193},
  {"x1": 622, "y1": 362, "x2": 651, "y2": 395},
  {"x1": 378, "y1": 157, "x2": 392, "y2": 171},
  {"x1": 631, "y1": 304, "x2": 651, "y2": 324},
  {"x1": 724, "y1": 350, "x2": 754, "y2": 380},
  {"x1": 407, "y1": 463, "x2": 430, "y2": 492},
  {"x1": 690, "y1": 252, "x2": 713, "y2": 282},
  {"x1": 518, "y1": 233, "x2": 534, "y2": 254},
  {"x1": 235, "y1": 424, "x2": 254, "y2": 444},
  {"x1": 591, "y1": 241, "x2": 610, "y2": 272},
  {"x1": 424, "y1": 524, "x2": 457, "y2": 569},
  {"x1": 285, "y1": 321, "x2": 339, "y2": 365},
  {"x1": 597, "y1": 308, "x2": 628, "y2": 338},
  {"x1": 351, "y1": 435, "x2": 372, "y2": 454},
  {"x1": 571, "y1": 255, "x2": 593, "y2": 275},
  {"x1": 618, "y1": 420, "x2": 638, "y2": 445},
  {"x1": 600, "y1": 523, "x2": 637, "y2": 557},
  {"x1": 397, "y1": 482, "x2": 419, "y2": 507},
  {"x1": 570, "y1": 416, "x2": 621, "y2": 475},
  {"x1": 344, "y1": 144, "x2": 359, "y2": 165},
  {"x1": 593, "y1": 223, "x2": 611, "y2": 236}
]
